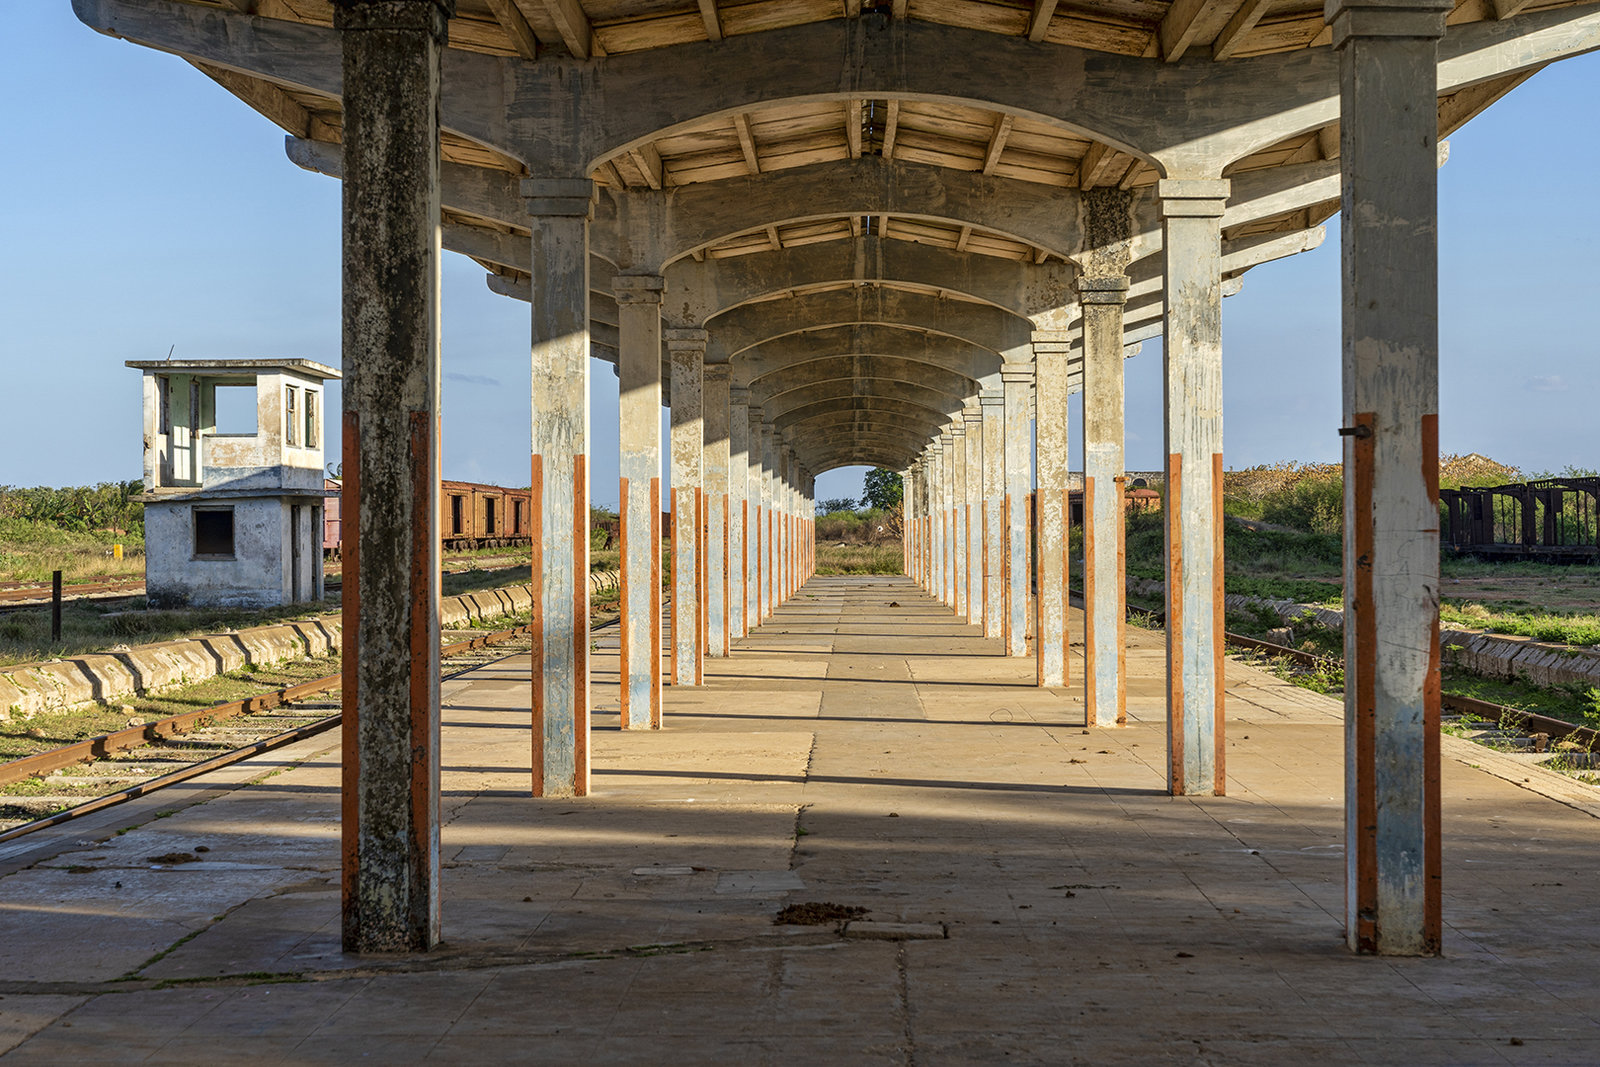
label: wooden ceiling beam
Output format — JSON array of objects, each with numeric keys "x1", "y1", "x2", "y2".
[
  {"x1": 981, "y1": 114, "x2": 1014, "y2": 175},
  {"x1": 955, "y1": 225, "x2": 973, "y2": 251},
  {"x1": 881, "y1": 100, "x2": 901, "y2": 160},
  {"x1": 846, "y1": 99, "x2": 864, "y2": 158},
  {"x1": 484, "y1": 0, "x2": 540, "y2": 59},
  {"x1": 1078, "y1": 142, "x2": 1127, "y2": 190},
  {"x1": 891, "y1": 0, "x2": 909, "y2": 17},
  {"x1": 1491, "y1": 0, "x2": 1536, "y2": 18},
  {"x1": 1026, "y1": 0, "x2": 1060, "y2": 42},
  {"x1": 1159, "y1": 0, "x2": 1218, "y2": 62},
  {"x1": 539, "y1": 0, "x2": 595, "y2": 59},
  {"x1": 767, "y1": 225, "x2": 783, "y2": 251},
  {"x1": 733, "y1": 114, "x2": 761, "y2": 174},
  {"x1": 628, "y1": 143, "x2": 664, "y2": 189},
  {"x1": 1317, "y1": 124, "x2": 1340, "y2": 160},
  {"x1": 698, "y1": 0, "x2": 723, "y2": 41},
  {"x1": 1211, "y1": 0, "x2": 1273, "y2": 60}
]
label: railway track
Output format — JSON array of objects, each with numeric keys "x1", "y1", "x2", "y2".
[
  {"x1": 1223, "y1": 630, "x2": 1600, "y2": 754},
  {"x1": 0, "y1": 623, "x2": 538, "y2": 840},
  {"x1": 0, "y1": 577, "x2": 146, "y2": 606}
]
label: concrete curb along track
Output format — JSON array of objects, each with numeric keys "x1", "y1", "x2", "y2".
[{"x1": 0, "y1": 571, "x2": 621, "y2": 722}]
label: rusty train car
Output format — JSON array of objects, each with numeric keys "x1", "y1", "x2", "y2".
[{"x1": 323, "y1": 479, "x2": 534, "y2": 557}]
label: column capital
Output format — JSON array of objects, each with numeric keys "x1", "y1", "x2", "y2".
[
  {"x1": 1077, "y1": 275, "x2": 1130, "y2": 305},
  {"x1": 729, "y1": 386, "x2": 750, "y2": 405},
  {"x1": 1325, "y1": 0, "x2": 1451, "y2": 44},
  {"x1": 1032, "y1": 330, "x2": 1076, "y2": 358},
  {"x1": 1001, "y1": 361, "x2": 1035, "y2": 385},
  {"x1": 521, "y1": 177, "x2": 596, "y2": 218},
  {"x1": 963, "y1": 404, "x2": 984, "y2": 428},
  {"x1": 334, "y1": 0, "x2": 453, "y2": 34},
  {"x1": 1158, "y1": 180, "x2": 1230, "y2": 218},
  {"x1": 979, "y1": 388, "x2": 1005, "y2": 409},
  {"x1": 664, "y1": 327, "x2": 709, "y2": 351},
  {"x1": 613, "y1": 274, "x2": 665, "y2": 304},
  {"x1": 747, "y1": 404, "x2": 765, "y2": 420},
  {"x1": 703, "y1": 361, "x2": 731, "y2": 382}
]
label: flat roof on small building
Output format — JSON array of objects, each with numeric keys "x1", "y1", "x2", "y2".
[{"x1": 124, "y1": 358, "x2": 341, "y2": 380}]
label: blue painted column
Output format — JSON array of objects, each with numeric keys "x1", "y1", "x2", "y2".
[
  {"x1": 704, "y1": 358, "x2": 732, "y2": 656},
  {"x1": 525, "y1": 178, "x2": 595, "y2": 797},
  {"x1": 1160, "y1": 180, "x2": 1229, "y2": 794},
  {"x1": 667, "y1": 329, "x2": 705, "y2": 686},
  {"x1": 1002, "y1": 360, "x2": 1033, "y2": 656},
  {"x1": 616, "y1": 274, "x2": 664, "y2": 729},
  {"x1": 1330, "y1": 0, "x2": 1449, "y2": 956}
]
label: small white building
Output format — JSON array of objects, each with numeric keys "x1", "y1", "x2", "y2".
[{"x1": 128, "y1": 358, "x2": 340, "y2": 609}]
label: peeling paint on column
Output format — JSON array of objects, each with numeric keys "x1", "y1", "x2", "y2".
[
  {"x1": 1002, "y1": 362, "x2": 1033, "y2": 657},
  {"x1": 616, "y1": 273, "x2": 664, "y2": 729},
  {"x1": 980, "y1": 389, "x2": 1005, "y2": 639},
  {"x1": 1034, "y1": 332, "x2": 1073, "y2": 689},
  {"x1": 524, "y1": 177, "x2": 595, "y2": 798},
  {"x1": 336, "y1": 0, "x2": 448, "y2": 955},
  {"x1": 963, "y1": 403, "x2": 984, "y2": 627},
  {"x1": 667, "y1": 329, "x2": 705, "y2": 686},
  {"x1": 705, "y1": 362, "x2": 732, "y2": 655},
  {"x1": 1332, "y1": 0, "x2": 1449, "y2": 957},
  {"x1": 1159, "y1": 179, "x2": 1229, "y2": 797}
]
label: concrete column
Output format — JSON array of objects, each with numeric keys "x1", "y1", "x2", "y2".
[
  {"x1": 1002, "y1": 361, "x2": 1034, "y2": 656},
  {"x1": 1330, "y1": 0, "x2": 1450, "y2": 957},
  {"x1": 616, "y1": 273, "x2": 665, "y2": 729},
  {"x1": 905, "y1": 463, "x2": 919, "y2": 582},
  {"x1": 1160, "y1": 179, "x2": 1230, "y2": 795},
  {"x1": 930, "y1": 439, "x2": 946, "y2": 605},
  {"x1": 761, "y1": 422, "x2": 776, "y2": 619},
  {"x1": 1034, "y1": 331, "x2": 1073, "y2": 688},
  {"x1": 776, "y1": 447, "x2": 790, "y2": 605},
  {"x1": 951, "y1": 422, "x2": 968, "y2": 621},
  {"x1": 336, "y1": 0, "x2": 449, "y2": 954},
  {"x1": 667, "y1": 329, "x2": 705, "y2": 686},
  {"x1": 747, "y1": 406, "x2": 764, "y2": 626},
  {"x1": 524, "y1": 178, "x2": 595, "y2": 798},
  {"x1": 728, "y1": 387, "x2": 748, "y2": 640},
  {"x1": 962, "y1": 403, "x2": 984, "y2": 626},
  {"x1": 1080, "y1": 275, "x2": 1130, "y2": 728},
  {"x1": 704, "y1": 360, "x2": 731, "y2": 656},
  {"x1": 979, "y1": 390, "x2": 1005, "y2": 638}
]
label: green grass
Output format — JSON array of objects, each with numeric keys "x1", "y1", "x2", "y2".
[
  {"x1": 814, "y1": 543, "x2": 902, "y2": 575},
  {"x1": 1441, "y1": 668, "x2": 1600, "y2": 731},
  {"x1": 0, "y1": 516, "x2": 145, "y2": 585},
  {"x1": 1440, "y1": 603, "x2": 1600, "y2": 647}
]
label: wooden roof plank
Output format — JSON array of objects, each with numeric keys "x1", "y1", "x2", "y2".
[
  {"x1": 485, "y1": 0, "x2": 542, "y2": 57},
  {"x1": 981, "y1": 113, "x2": 1015, "y2": 174},
  {"x1": 539, "y1": 0, "x2": 595, "y2": 56},
  {"x1": 734, "y1": 113, "x2": 762, "y2": 174},
  {"x1": 882, "y1": 100, "x2": 901, "y2": 160},
  {"x1": 191, "y1": 61, "x2": 311, "y2": 138},
  {"x1": 1211, "y1": 0, "x2": 1274, "y2": 59},
  {"x1": 698, "y1": 0, "x2": 724, "y2": 38},
  {"x1": 1159, "y1": 0, "x2": 1217, "y2": 61},
  {"x1": 847, "y1": 98, "x2": 864, "y2": 158},
  {"x1": 1028, "y1": 0, "x2": 1062, "y2": 40}
]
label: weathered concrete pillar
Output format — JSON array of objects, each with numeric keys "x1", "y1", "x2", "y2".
[
  {"x1": 776, "y1": 446, "x2": 791, "y2": 605},
  {"x1": 980, "y1": 389, "x2": 1005, "y2": 638},
  {"x1": 761, "y1": 422, "x2": 776, "y2": 619},
  {"x1": 1080, "y1": 275, "x2": 1130, "y2": 727},
  {"x1": 1034, "y1": 331, "x2": 1074, "y2": 688},
  {"x1": 703, "y1": 359, "x2": 731, "y2": 656},
  {"x1": 336, "y1": 0, "x2": 449, "y2": 954},
  {"x1": 728, "y1": 386, "x2": 748, "y2": 640},
  {"x1": 747, "y1": 406, "x2": 765, "y2": 626},
  {"x1": 950, "y1": 424, "x2": 968, "y2": 618},
  {"x1": 1160, "y1": 179, "x2": 1230, "y2": 795},
  {"x1": 1002, "y1": 360, "x2": 1034, "y2": 656},
  {"x1": 524, "y1": 178, "x2": 595, "y2": 798},
  {"x1": 1330, "y1": 0, "x2": 1449, "y2": 957},
  {"x1": 667, "y1": 329, "x2": 705, "y2": 686},
  {"x1": 616, "y1": 273, "x2": 664, "y2": 729},
  {"x1": 930, "y1": 438, "x2": 947, "y2": 606},
  {"x1": 963, "y1": 402, "x2": 984, "y2": 627},
  {"x1": 905, "y1": 462, "x2": 920, "y2": 583}
]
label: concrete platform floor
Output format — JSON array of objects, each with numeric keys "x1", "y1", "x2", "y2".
[{"x1": 1, "y1": 574, "x2": 1598, "y2": 1064}]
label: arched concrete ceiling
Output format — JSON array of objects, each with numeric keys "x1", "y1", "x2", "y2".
[
  {"x1": 709, "y1": 287, "x2": 1029, "y2": 361},
  {"x1": 733, "y1": 326, "x2": 1003, "y2": 389},
  {"x1": 771, "y1": 397, "x2": 955, "y2": 435},
  {"x1": 752, "y1": 357, "x2": 975, "y2": 407}
]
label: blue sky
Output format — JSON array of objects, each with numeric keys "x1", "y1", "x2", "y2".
[{"x1": 3, "y1": 4, "x2": 1596, "y2": 508}]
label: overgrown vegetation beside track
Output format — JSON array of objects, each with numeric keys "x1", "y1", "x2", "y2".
[{"x1": 0, "y1": 483, "x2": 146, "y2": 585}]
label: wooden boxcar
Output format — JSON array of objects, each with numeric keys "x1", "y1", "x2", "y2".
[{"x1": 323, "y1": 479, "x2": 534, "y2": 557}]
